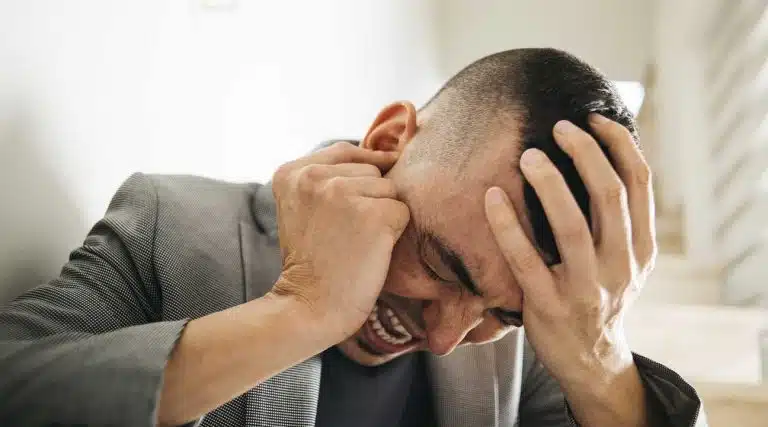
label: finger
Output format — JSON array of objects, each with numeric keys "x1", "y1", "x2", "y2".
[
  {"x1": 364, "y1": 198, "x2": 410, "y2": 242},
  {"x1": 289, "y1": 163, "x2": 380, "y2": 192},
  {"x1": 313, "y1": 141, "x2": 399, "y2": 172},
  {"x1": 293, "y1": 163, "x2": 383, "y2": 184},
  {"x1": 329, "y1": 176, "x2": 398, "y2": 199},
  {"x1": 587, "y1": 114, "x2": 656, "y2": 267},
  {"x1": 484, "y1": 187, "x2": 558, "y2": 303},
  {"x1": 551, "y1": 120, "x2": 630, "y2": 259},
  {"x1": 331, "y1": 163, "x2": 383, "y2": 177},
  {"x1": 519, "y1": 149, "x2": 597, "y2": 277}
]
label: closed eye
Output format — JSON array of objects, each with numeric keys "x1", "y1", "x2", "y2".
[
  {"x1": 490, "y1": 308, "x2": 523, "y2": 327},
  {"x1": 420, "y1": 257, "x2": 453, "y2": 284}
]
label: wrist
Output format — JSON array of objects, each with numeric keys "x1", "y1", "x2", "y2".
[
  {"x1": 562, "y1": 342, "x2": 635, "y2": 394},
  {"x1": 561, "y1": 349, "x2": 649, "y2": 427},
  {"x1": 260, "y1": 290, "x2": 343, "y2": 351},
  {"x1": 270, "y1": 273, "x2": 368, "y2": 345}
]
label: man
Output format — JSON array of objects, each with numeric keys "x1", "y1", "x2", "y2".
[{"x1": 0, "y1": 48, "x2": 705, "y2": 426}]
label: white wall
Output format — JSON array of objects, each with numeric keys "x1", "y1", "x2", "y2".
[
  {"x1": 0, "y1": 0, "x2": 441, "y2": 301},
  {"x1": 625, "y1": 304, "x2": 768, "y2": 385},
  {"x1": 650, "y1": 0, "x2": 768, "y2": 299},
  {"x1": 435, "y1": 0, "x2": 654, "y2": 81},
  {"x1": 650, "y1": 0, "x2": 718, "y2": 268}
]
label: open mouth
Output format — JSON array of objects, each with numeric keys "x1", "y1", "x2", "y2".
[{"x1": 358, "y1": 299, "x2": 423, "y2": 356}]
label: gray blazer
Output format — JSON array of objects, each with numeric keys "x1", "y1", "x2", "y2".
[{"x1": 0, "y1": 173, "x2": 706, "y2": 426}]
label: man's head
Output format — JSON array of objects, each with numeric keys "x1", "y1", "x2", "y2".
[{"x1": 337, "y1": 48, "x2": 638, "y2": 365}]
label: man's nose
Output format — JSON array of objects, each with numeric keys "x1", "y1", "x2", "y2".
[{"x1": 421, "y1": 297, "x2": 484, "y2": 356}]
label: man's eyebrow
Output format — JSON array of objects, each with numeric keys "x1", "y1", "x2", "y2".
[
  {"x1": 422, "y1": 231, "x2": 483, "y2": 297},
  {"x1": 420, "y1": 228, "x2": 524, "y2": 326}
]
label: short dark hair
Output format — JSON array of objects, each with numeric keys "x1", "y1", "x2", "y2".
[{"x1": 421, "y1": 48, "x2": 638, "y2": 264}]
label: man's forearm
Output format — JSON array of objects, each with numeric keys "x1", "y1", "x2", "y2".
[
  {"x1": 157, "y1": 292, "x2": 332, "y2": 426},
  {"x1": 562, "y1": 358, "x2": 650, "y2": 427}
]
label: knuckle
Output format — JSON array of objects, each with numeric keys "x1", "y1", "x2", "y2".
[
  {"x1": 302, "y1": 164, "x2": 325, "y2": 180},
  {"x1": 330, "y1": 140, "x2": 355, "y2": 154},
  {"x1": 317, "y1": 141, "x2": 355, "y2": 162},
  {"x1": 361, "y1": 163, "x2": 382, "y2": 177},
  {"x1": 297, "y1": 177, "x2": 314, "y2": 194},
  {"x1": 606, "y1": 120, "x2": 632, "y2": 140},
  {"x1": 375, "y1": 201, "x2": 410, "y2": 236},
  {"x1": 333, "y1": 140, "x2": 355, "y2": 149},
  {"x1": 599, "y1": 181, "x2": 627, "y2": 207},
  {"x1": 392, "y1": 203, "x2": 410, "y2": 230},
  {"x1": 296, "y1": 165, "x2": 324, "y2": 193},
  {"x1": 559, "y1": 221, "x2": 589, "y2": 245},
  {"x1": 618, "y1": 123, "x2": 635, "y2": 142},
  {"x1": 632, "y1": 160, "x2": 652, "y2": 187},
  {"x1": 323, "y1": 176, "x2": 347, "y2": 197}
]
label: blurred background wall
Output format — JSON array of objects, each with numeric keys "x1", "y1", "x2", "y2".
[
  {"x1": 0, "y1": 0, "x2": 766, "y2": 424},
  {"x1": 0, "y1": 0, "x2": 442, "y2": 300}
]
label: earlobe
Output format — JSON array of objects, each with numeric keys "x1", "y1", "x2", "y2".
[{"x1": 362, "y1": 101, "x2": 418, "y2": 153}]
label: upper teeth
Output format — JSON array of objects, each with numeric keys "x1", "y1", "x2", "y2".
[{"x1": 369, "y1": 304, "x2": 412, "y2": 345}]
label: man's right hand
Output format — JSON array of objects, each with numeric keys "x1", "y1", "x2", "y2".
[
  {"x1": 157, "y1": 142, "x2": 409, "y2": 425},
  {"x1": 269, "y1": 141, "x2": 410, "y2": 344}
]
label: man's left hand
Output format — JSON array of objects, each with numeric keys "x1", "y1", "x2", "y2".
[{"x1": 484, "y1": 114, "x2": 656, "y2": 427}]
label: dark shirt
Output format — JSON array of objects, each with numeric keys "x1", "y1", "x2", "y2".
[{"x1": 314, "y1": 347, "x2": 436, "y2": 427}]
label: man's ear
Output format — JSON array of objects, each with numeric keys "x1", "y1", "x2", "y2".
[{"x1": 362, "y1": 101, "x2": 418, "y2": 153}]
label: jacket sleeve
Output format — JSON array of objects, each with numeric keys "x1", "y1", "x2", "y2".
[
  {"x1": 517, "y1": 338, "x2": 708, "y2": 426},
  {"x1": 0, "y1": 173, "x2": 190, "y2": 427}
]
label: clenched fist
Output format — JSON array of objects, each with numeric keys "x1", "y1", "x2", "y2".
[{"x1": 269, "y1": 142, "x2": 410, "y2": 343}]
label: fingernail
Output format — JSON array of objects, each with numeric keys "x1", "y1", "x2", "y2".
[
  {"x1": 554, "y1": 120, "x2": 577, "y2": 134},
  {"x1": 520, "y1": 149, "x2": 544, "y2": 167},
  {"x1": 589, "y1": 113, "x2": 609, "y2": 124},
  {"x1": 487, "y1": 187, "x2": 506, "y2": 205}
]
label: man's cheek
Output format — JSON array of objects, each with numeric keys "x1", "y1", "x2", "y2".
[
  {"x1": 383, "y1": 256, "x2": 441, "y2": 300},
  {"x1": 382, "y1": 264, "x2": 440, "y2": 299},
  {"x1": 382, "y1": 234, "x2": 426, "y2": 294}
]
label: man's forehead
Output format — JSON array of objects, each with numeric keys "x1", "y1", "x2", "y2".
[
  {"x1": 404, "y1": 151, "x2": 526, "y2": 212},
  {"x1": 401, "y1": 152, "x2": 534, "y2": 266}
]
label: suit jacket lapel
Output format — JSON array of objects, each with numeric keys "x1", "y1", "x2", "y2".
[
  {"x1": 242, "y1": 185, "x2": 323, "y2": 426},
  {"x1": 427, "y1": 329, "x2": 526, "y2": 427},
  {"x1": 428, "y1": 344, "x2": 499, "y2": 427},
  {"x1": 240, "y1": 219, "x2": 281, "y2": 302},
  {"x1": 494, "y1": 329, "x2": 525, "y2": 427},
  {"x1": 246, "y1": 357, "x2": 323, "y2": 427}
]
